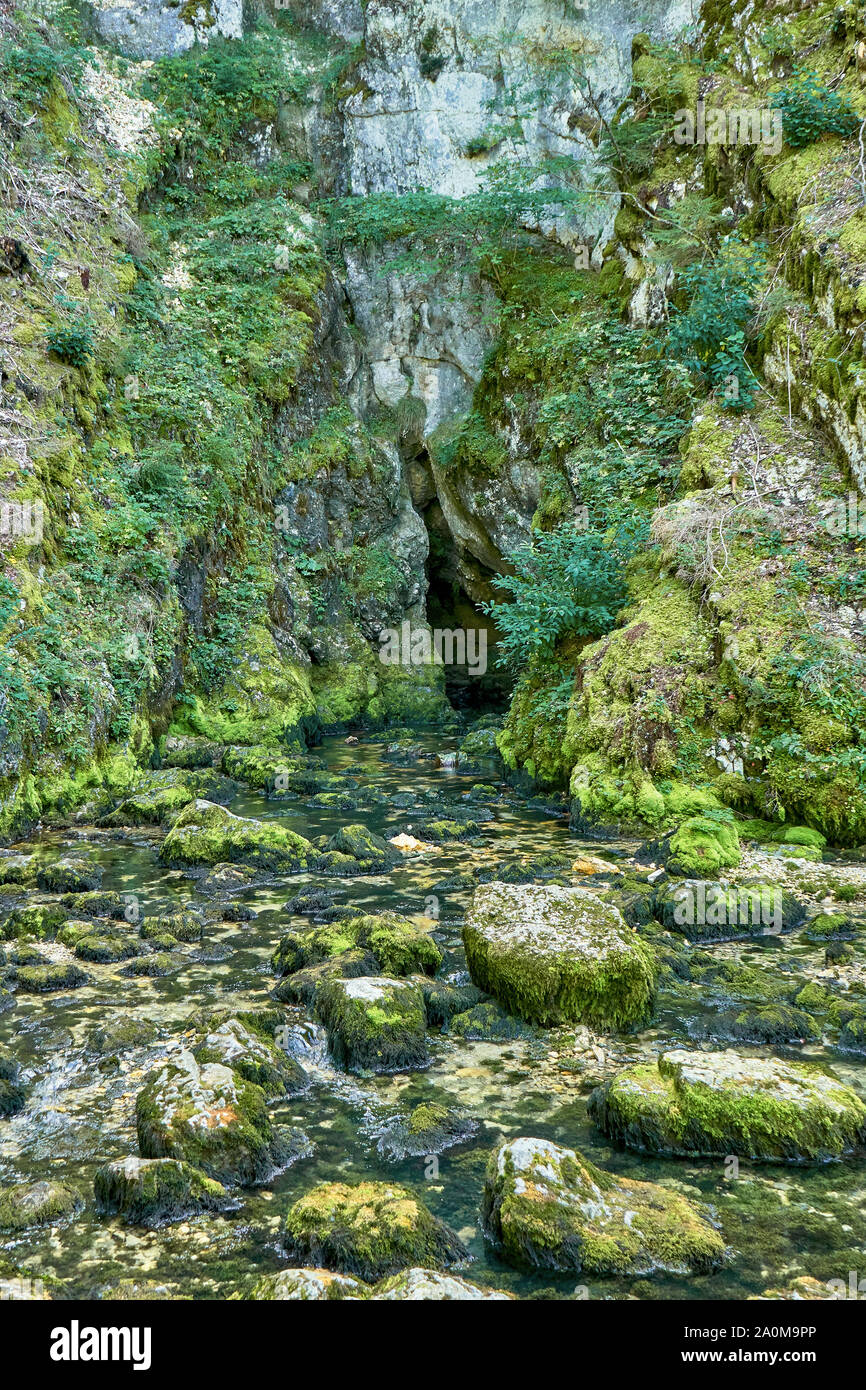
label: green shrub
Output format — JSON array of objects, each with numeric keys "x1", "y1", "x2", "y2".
[
  {"x1": 771, "y1": 72, "x2": 861, "y2": 149},
  {"x1": 482, "y1": 525, "x2": 629, "y2": 670}
]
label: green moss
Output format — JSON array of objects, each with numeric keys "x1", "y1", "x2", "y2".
[
  {"x1": 590, "y1": 1050, "x2": 866, "y2": 1163},
  {"x1": 483, "y1": 1136, "x2": 724, "y2": 1276},
  {"x1": 282, "y1": 1181, "x2": 468, "y2": 1279},
  {"x1": 159, "y1": 799, "x2": 315, "y2": 871},
  {"x1": 667, "y1": 816, "x2": 741, "y2": 876}
]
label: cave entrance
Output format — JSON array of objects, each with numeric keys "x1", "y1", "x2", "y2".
[{"x1": 422, "y1": 498, "x2": 514, "y2": 715}]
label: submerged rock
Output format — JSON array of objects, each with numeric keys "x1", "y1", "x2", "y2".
[
  {"x1": 448, "y1": 1000, "x2": 539, "y2": 1041},
  {"x1": 282, "y1": 1181, "x2": 469, "y2": 1280},
  {"x1": 0, "y1": 1180, "x2": 79, "y2": 1231},
  {"x1": 374, "y1": 1102, "x2": 479, "y2": 1160},
  {"x1": 159, "y1": 800, "x2": 315, "y2": 872},
  {"x1": 135, "y1": 1050, "x2": 306, "y2": 1186},
  {"x1": 87, "y1": 1014, "x2": 159, "y2": 1054},
  {"x1": 589, "y1": 1050, "x2": 866, "y2": 1163},
  {"x1": 463, "y1": 882, "x2": 657, "y2": 1030},
  {"x1": 94, "y1": 1156, "x2": 232, "y2": 1227},
  {"x1": 316, "y1": 976, "x2": 429, "y2": 1072},
  {"x1": 482, "y1": 1137, "x2": 725, "y2": 1276}
]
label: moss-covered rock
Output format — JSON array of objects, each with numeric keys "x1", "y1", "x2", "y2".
[
  {"x1": 0, "y1": 1180, "x2": 79, "y2": 1231},
  {"x1": 655, "y1": 879, "x2": 806, "y2": 940},
  {"x1": 321, "y1": 824, "x2": 400, "y2": 874},
  {"x1": 666, "y1": 817, "x2": 741, "y2": 876},
  {"x1": 12, "y1": 961, "x2": 89, "y2": 992},
  {"x1": 374, "y1": 1102, "x2": 480, "y2": 1160},
  {"x1": 159, "y1": 799, "x2": 315, "y2": 872},
  {"x1": 87, "y1": 1015, "x2": 159, "y2": 1054},
  {"x1": 371, "y1": 1268, "x2": 513, "y2": 1300},
  {"x1": 315, "y1": 976, "x2": 429, "y2": 1072},
  {"x1": 589, "y1": 1050, "x2": 866, "y2": 1163},
  {"x1": 482, "y1": 1136, "x2": 725, "y2": 1275},
  {"x1": 447, "y1": 1000, "x2": 540, "y2": 1041},
  {"x1": 282, "y1": 1181, "x2": 469, "y2": 1279},
  {"x1": 273, "y1": 950, "x2": 380, "y2": 1007},
  {"x1": 0, "y1": 904, "x2": 67, "y2": 942},
  {"x1": 94, "y1": 1156, "x2": 232, "y2": 1228},
  {"x1": 135, "y1": 1050, "x2": 306, "y2": 1186},
  {"x1": 193, "y1": 1017, "x2": 308, "y2": 1099},
  {"x1": 272, "y1": 911, "x2": 441, "y2": 980},
  {"x1": 242, "y1": 1268, "x2": 366, "y2": 1300},
  {"x1": 35, "y1": 857, "x2": 103, "y2": 893},
  {"x1": 462, "y1": 882, "x2": 657, "y2": 1030}
]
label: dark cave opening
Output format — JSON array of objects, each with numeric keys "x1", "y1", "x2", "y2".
[{"x1": 421, "y1": 498, "x2": 514, "y2": 716}]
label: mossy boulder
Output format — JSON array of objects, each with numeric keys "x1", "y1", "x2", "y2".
[
  {"x1": 462, "y1": 882, "x2": 657, "y2": 1030},
  {"x1": 0, "y1": 904, "x2": 67, "y2": 942},
  {"x1": 12, "y1": 961, "x2": 89, "y2": 992},
  {"x1": 316, "y1": 976, "x2": 429, "y2": 1072},
  {"x1": 74, "y1": 931, "x2": 145, "y2": 964},
  {"x1": 272, "y1": 911, "x2": 441, "y2": 980},
  {"x1": 87, "y1": 1015, "x2": 159, "y2": 1054},
  {"x1": 135, "y1": 1050, "x2": 304, "y2": 1187},
  {"x1": 666, "y1": 817, "x2": 741, "y2": 876},
  {"x1": 273, "y1": 950, "x2": 379, "y2": 1007},
  {"x1": 655, "y1": 879, "x2": 807, "y2": 941},
  {"x1": 140, "y1": 913, "x2": 204, "y2": 945},
  {"x1": 94, "y1": 1156, "x2": 232, "y2": 1228},
  {"x1": 802, "y1": 911, "x2": 860, "y2": 942},
  {"x1": 159, "y1": 800, "x2": 315, "y2": 872},
  {"x1": 35, "y1": 857, "x2": 103, "y2": 893},
  {"x1": 371, "y1": 1268, "x2": 512, "y2": 1300},
  {"x1": 375, "y1": 1102, "x2": 479, "y2": 1160},
  {"x1": 282, "y1": 1181, "x2": 469, "y2": 1279},
  {"x1": 243, "y1": 1268, "x2": 366, "y2": 1300},
  {"x1": 482, "y1": 1137, "x2": 725, "y2": 1276},
  {"x1": 0, "y1": 1180, "x2": 79, "y2": 1231},
  {"x1": 589, "y1": 1050, "x2": 866, "y2": 1163},
  {"x1": 448, "y1": 1000, "x2": 539, "y2": 1041},
  {"x1": 60, "y1": 891, "x2": 133, "y2": 921},
  {"x1": 321, "y1": 824, "x2": 400, "y2": 874},
  {"x1": 193, "y1": 1017, "x2": 308, "y2": 1099}
]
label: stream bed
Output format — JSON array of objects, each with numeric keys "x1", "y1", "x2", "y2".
[{"x1": 2, "y1": 730, "x2": 865, "y2": 1300}]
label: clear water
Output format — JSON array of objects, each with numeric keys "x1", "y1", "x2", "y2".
[{"x1": 1, "y1": 733, "x2": 865, "y2": 1300}]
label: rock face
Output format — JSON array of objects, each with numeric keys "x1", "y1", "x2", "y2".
[
  {"x1": 88, "y1": 0, "x2": 243, "y2": 60},
  {"x1": 282, "y1": 1180, "x2": 469, "y2": 1278},
  {"x1": 94, "y1": 1156, "x2": 231, "y2": 1227},
  {"x1": 482, "y1": 1137, "x2": 726, "y2": 1276},
  {"x1": 589, "y1": 1051, "x2": 866, "y2": 1164},
  {"x1": 315, "y1": 975, "x2": 429, "y2": 1071},
  {"x1": 463, "y1": 882, "x2": 657, "y2": 1029},
  {"x1": 159, "y1": 800, "x2": 315, "y2": 872},
  {"x1": 135, "y1": 1050, "x2": 305, "y2": 1186}
]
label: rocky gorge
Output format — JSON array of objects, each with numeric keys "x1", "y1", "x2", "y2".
[{"x1": 2, "y1": 0, "x2": 866, "y2": 1309}]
